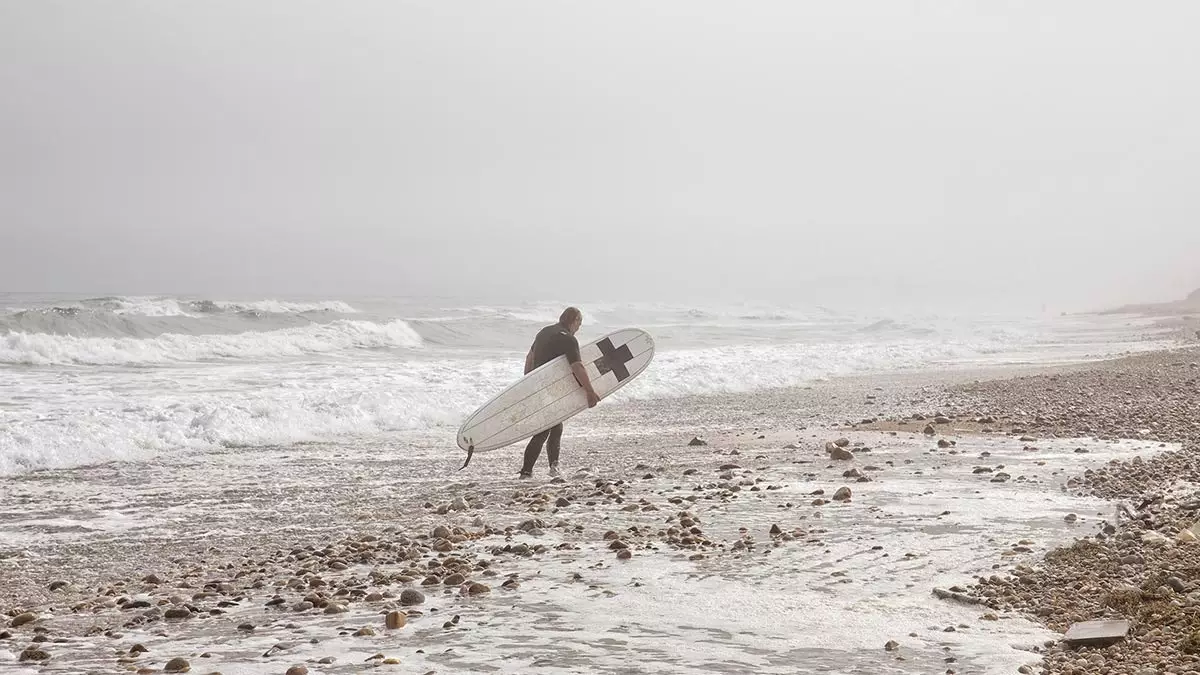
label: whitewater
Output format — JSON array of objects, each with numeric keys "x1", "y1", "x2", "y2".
[{"x1": 0, "y1": 294, "x2": 1172, "y2": 475}]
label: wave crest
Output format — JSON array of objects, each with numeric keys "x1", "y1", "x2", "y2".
[{"x1": 0, "y1": 320, "x2": 422, "y2": 366}]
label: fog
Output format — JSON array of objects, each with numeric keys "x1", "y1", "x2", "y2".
[{"x1": 2, "y1": 1, "x2": 1197, "y2": 312}]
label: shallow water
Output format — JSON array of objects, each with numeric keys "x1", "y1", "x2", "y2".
[{"x1": 0, "y1": 408, "x2": 1171, "y2": 674}]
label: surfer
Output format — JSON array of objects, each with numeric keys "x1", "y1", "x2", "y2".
[{"x1": 519, "y1": 307, "x2": 600, "y2": 478}]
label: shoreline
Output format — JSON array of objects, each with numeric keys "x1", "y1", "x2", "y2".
[{"x1": 1, "y1": 345, "x2": 1199, "y2": 673}]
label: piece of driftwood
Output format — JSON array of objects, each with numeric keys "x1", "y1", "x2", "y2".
[{"x1": 1063, "y1": 619, "x2": 1130, "y2": 647}]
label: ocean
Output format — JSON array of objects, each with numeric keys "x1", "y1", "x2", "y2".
[{"x1": 0, "y1": 293, "x2": 1170, "y2": 476}]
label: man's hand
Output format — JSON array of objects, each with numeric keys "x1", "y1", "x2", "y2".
[{"x1": 571, "y1": 361, "x2": 600, "y2": 408}]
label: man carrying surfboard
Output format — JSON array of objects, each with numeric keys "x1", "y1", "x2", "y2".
[{"x1": 519, "y1": 307, "x2": 600, "y2": 478}]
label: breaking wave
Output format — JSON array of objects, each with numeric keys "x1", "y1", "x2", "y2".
[
  {"x1": 0, "y1": 319, "x2": 422, "y2": 366},
  {"x1": 0, "y1": 297, "x2": 361, "y2": 339},
  {"x1": 0, "y1": 294, "x2": 1173, "y2": 475},
  {"x1": 207, "y1": 299, "x2": 358, "y2": 315}
]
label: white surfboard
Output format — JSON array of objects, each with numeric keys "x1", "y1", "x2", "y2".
[{"x1": 456, "y1": 328, "x2": 654, "y2": 467}]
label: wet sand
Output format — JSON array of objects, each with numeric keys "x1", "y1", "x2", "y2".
[{"x1": 2, "y1": 348, "x2": 1199, "y2": 674}]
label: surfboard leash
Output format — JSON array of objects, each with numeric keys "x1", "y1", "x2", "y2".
[{"x1": 459, "y1": 445, "x2": 474, "y2": 471}]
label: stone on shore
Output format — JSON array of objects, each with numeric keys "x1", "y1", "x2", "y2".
[
  {"x1": 386, "y1": 611, "x2": 407, "y2": 629},
  {"x1": 400, "y1": 589, "x2": 425, "y2": 606}
]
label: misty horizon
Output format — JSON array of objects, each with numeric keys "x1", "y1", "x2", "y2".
[{"x1": 2, "y1": 2, "x2": 1197, "y2": 313}]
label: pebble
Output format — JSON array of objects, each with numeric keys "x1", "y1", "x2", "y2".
[
  {"x1": 400, "y1": 589, "x2": 426, "y2": 606},
  {"x1": 285, "y1": 667, "x2": 309, "y2": 675},
  {"x1": 10, "y1": 612, "x2": 36, "y2": 628},
  {"x1": 164, "y1": 657, "x2": 190, "y2": 672},
  {"x1": 386, "y1": 607, "x2": 410, "y2": 629},
  {"x1": 829, "y1": 447, "x2": 854, "y2": 461},
  {"x1": 885, "y1": 640, "x2": 899, "y2": 651},
  {"x1": 832, "y1": 487, "x2": 852, "y2": 502}
]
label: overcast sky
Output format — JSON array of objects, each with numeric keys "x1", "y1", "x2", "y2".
[{"x1": 1, "y1": 1, "x2": 1197, "y2": 311}]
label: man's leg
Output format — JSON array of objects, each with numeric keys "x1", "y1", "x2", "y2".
[
  {"x1": 520, "y1": 428, "x2": 552, "y2": 476},
  {"x1": 546, "y1": 424, "x2": 564, "y2": 466}
]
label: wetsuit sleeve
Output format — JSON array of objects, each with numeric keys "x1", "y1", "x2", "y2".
[{"x1": 563, "y1": 335, "x2": 581, "y2": 364}]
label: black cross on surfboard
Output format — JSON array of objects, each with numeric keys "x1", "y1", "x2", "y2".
[{"x1": 593, "y1": 338, "x2": 634, "y2": 382}]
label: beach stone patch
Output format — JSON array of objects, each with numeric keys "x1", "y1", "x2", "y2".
[{"x1": 20, "y1": 647, "x2": 51, "y2": 662}]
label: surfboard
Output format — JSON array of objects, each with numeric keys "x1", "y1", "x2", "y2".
[{"x1": 456, "y1": 327, "x2": 655, "y2": 468}]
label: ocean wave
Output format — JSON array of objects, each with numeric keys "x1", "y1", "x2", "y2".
[
  {"x1": 76, "y1": 296, "x2": 359, "y2": 316},
  {"x1": 0, "y1": 319, "x2": 422, "y2": 366},
  {"x1": 0, "y1": 297, "x2": 362, "y2": 340},
  {"x1": 613, "y1": 339, "x2": 992, "y2": 400},
  {"x1": 0, "y1": 337, "x2": 1008, "y2": 474},
  {"x1": 208, "y1": 299, "x2": 358, "y2": 315},
  {"x1": 0, "y1": 315, "x2": 1170, "y2": 475},
  {"x1": 0, "y1": 358, "x2": 516, "y2": 475},
  {"x1": 84, "y1": 296, "x2": 194, "y2": 317}
]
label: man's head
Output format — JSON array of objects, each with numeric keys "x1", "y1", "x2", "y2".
[{"x1": 559, "y1": 307, "x2": 583, "y2": 334}]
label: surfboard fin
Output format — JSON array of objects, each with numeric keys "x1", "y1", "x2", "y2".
[{"x1": 459, "y1": 445, "x2": 474, "y2": 471}]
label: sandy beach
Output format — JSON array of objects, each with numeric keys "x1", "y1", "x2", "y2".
[{"x1": 2, "y1": 343, "x2": 1198, "y2": 675}]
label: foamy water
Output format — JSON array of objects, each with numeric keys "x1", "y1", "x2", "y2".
[
  {"x1": 0, "y1": 294, "x2": 1174, "y2": 475},
  {"x1": 0, "y1": 422, "x2": 1170, "y2": 674}
]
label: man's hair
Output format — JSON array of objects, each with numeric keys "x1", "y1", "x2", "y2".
[{"x1": 559, "y1": 307, "x2": 582, "y2": 326}]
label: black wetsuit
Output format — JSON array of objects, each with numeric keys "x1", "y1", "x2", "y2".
[{"x1": 520, "y1": 323, "x2": 581, "y2": 475}]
